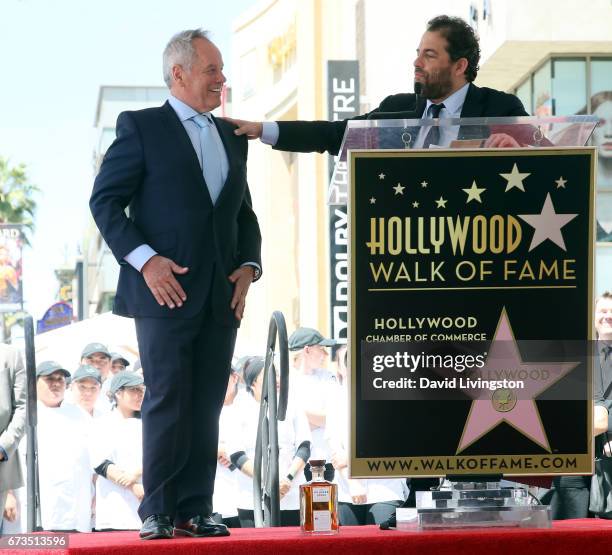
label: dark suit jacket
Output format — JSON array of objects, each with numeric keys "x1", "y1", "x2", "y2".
[
  {"x1": 90, "y1": 102, "x2": 262, "y2": 326},
  {"x1": 274, "y1": 82, "x2": 528, "y2": 155},
  {"x1": 0, "y1": 345, "x2": 25, "y2": 493},
  {"x1": 594, "y1": 342, "x2": 612, "y2": 455}
]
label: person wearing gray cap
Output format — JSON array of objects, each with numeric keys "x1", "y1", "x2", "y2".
[
  {"x1": 111, "y1": 353, "x2": 130, "y2": 374},
  {"x1": 228, "y1": 356, "x2": 311, "y2": 527},
  {"x1": 288, "y1": 327, "x2": 337, "y2": 461},
  {"x1": 91, "y1": 371, "x2": 145, "y2": 531},
  {"x1": 81, "y1": 343, "x2": 112, "y2": 380},
  {"x1": 90, "y1": 27, "x2": 263, "y2": 541},
  {"x1": 79, "y1": 343, "x2": 113, "y2": 414},
  {"x1": 35, "y1": 361, "x2": 93, "y2": 533},
  {"x1": 288, "y1": 327, "x2": 338, "y2": 352},
  {"x1": 69, "y1": 365, "x2": 103, "y2": 419}
]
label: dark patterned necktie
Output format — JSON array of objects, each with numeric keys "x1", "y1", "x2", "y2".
[{"x1": 423, "y1": 103, "x2": 445, "y2": 148}]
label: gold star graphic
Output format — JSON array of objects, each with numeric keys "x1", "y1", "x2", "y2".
[
  {"x1": 517, "y1": 193, "x2": 578, "y2": 251},
  {"x1": 462, "y1": 180, "x2": 486, "y2": 203},
  {"x1": 500, "y1": 163, "x2": 530, "y2": 192},
  {"x1": 555, "y1": 176, "x2": 567, "y2": 189},
  {"x1": 393, "y1": 183, "x2": 405, "y2": 195},
  {"x1": 435, "y1": 196, "x2": 447, "y2": 208}
]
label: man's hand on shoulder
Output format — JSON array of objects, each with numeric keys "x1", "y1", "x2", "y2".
[
  {"x1": 224, "y1": 117, "x2": 263, "y2": 140},
  {"x1": 228, "y1": 266, "x2": 255, "y2": 320},
  {"x1": 141, "y1": 255, "x2": 189, "y2": 309}
]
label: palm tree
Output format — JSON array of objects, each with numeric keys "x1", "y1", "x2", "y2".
[
  {"x1": 0, "y1": 156, "x2": 39, "y2": 340},
  {"x1": 0, "y1": 156, "x2": 39, "y2": 243}
]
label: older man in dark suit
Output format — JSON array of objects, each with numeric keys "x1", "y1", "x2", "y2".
[
  {"x1": 90, "y1": 29, "x2": 262, "y2": 540},
  {"x1": 0, "y1": 344, "x2": 25, "y2": 534},
  {"x1": 230, "y1": 15, "x2": 528, "y2": 152}
]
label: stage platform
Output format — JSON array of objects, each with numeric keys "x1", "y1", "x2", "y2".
[{"x1": 3, "y1": 520, "x2": 612, "y2": 555}]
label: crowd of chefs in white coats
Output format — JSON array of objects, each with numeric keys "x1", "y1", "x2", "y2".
[{"x1": 1, "y1": 329, "x2": 406, "y2": 533}]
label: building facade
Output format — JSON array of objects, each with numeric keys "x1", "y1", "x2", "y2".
[{"x1": 83, "y1": 86, "x2": 169, "y2": 318}]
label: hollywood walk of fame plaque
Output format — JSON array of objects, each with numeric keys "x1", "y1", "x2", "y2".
[{"x1": 348, "y1": 147, "x2": 596, "y2": 479}]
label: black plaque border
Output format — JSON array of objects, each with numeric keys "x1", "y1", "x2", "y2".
[{"x1": 348, "y1": 147, "x2": 596, "y2": 478}]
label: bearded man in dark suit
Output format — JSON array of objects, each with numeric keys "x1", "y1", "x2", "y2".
[
  {"x1": 229, "y1": 15, "x2": 528, "y2": 152},
  {"x1": 90, "y1": 29, "x2": 262, "y2": 540},
  {"x1": 226, "y1": 15, "x2": 530, "y2": 526}
]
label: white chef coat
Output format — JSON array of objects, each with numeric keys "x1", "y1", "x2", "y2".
[
  {"x1": 292, "y1": 368, "x2": 336, "y2": 460},
  {"x1": 90, "y1": 410, "x2": 142, "y2": 530},
  {"x1": 37, "y1": 401, "x2": 93, "y2": 532},
  {"x1": 213, "y1": 402, "x2": 240, "y2": 518},
  {"x1": 64, "y1": 386, "x2": 111, "y2": 416},
  {"x1": 230, "y1": 392, "x2": 311, "y2": 511}
]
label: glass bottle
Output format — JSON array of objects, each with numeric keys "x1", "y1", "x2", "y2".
[{"x1": 299, "y1": 459, "x2": 339, "y2": 534}]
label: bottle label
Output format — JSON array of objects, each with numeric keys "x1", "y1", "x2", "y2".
[
  {"x1": 313, "y1": 510, "x2": 332, "y2": 531},
  {"x1": 312, "y1": 486, "x2": 330, "y2": 503}
]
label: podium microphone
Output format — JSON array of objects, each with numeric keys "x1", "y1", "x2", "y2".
[
  {"x1": 413, "y1": 81, "x2": 422, "y2": 108},
  {"x1": 366, "y1": 81, "x2": 424, "y2": 120}
]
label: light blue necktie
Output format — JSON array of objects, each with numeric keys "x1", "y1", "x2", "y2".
[{"x1": 191, "y1": 114, "x2": 223, "y2": 204}]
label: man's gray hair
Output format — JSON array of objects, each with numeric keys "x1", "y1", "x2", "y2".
[{"x1": 162, "y1": 28, "x2": 210, "y2": 88}]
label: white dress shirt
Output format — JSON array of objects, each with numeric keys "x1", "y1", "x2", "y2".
[{"x1": 414, "y1": 82, "x2": 470, "y2": 148}]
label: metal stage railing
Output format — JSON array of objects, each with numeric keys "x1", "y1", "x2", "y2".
[
  {"x1": 252, "y1": 311, "x2": 290, "y2": 527},
  {"x1": 23, "y1": 314, "x2": 41, "y2": 532}
]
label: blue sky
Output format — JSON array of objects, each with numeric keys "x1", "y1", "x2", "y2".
[{"x1": 0, "y1": 0, "x2": 257, "y2": 320}]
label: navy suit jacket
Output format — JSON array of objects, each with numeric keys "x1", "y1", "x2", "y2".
[
  {"x1": 274, "y1": 82, "x2": 528, "y2": 155},
  {"x1": 90, "y1": 101, "x2": 262, "y2": 325}
]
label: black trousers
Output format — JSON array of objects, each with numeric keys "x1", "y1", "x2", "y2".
[
  {"x1": 540, "y1": 476, "x2": 591, "y2": 519},
  {"x1": 135, "y1": 301, "x2": 237, "y2": 522}
]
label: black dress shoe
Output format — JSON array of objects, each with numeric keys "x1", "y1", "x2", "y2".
[
  {"x1": 379, "y1": 512, "x2": 397, "y2": 529},
  {"x1": 140, "y1": 514, "x2": 174, "y2": 540},
  {"x1": 174, "y1": 515, "x2": 230, "y2": 537}
]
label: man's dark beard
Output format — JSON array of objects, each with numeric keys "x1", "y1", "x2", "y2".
[{"x1": 418, "y1": 67, "x2": 453, "y2": 101}]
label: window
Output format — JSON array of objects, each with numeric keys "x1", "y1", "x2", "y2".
[
  {"x1": 513, "y1": 55, "x2": 612, "y2": 294},
  {"x1": 240, "y1": 50, "x2": 257, "y2": 100},
  {"x1": 533, "y1": 60, "x2": 552, "y2": 117},
  {"x1": 552, "y1": 59, "x2": 586, "y2": 115},
  {"x1": 516, "y1": 79, "x2": 532, "y2": 114},
  {"x1": 591, "y1": 59, "x2": 612, "y2": 98}
]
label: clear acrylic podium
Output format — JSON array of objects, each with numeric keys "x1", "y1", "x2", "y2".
[
  {"x1": 335, "y1": 114, "x2": 599, "y2": 530},
  {"x1": 329, "y1": 115, "x2": 599, "y2": 205}
]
